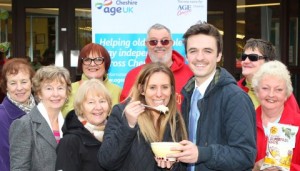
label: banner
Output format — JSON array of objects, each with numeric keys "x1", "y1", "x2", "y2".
[{"x1": 92, "y1": 0, "x2": 207, "y2": 87}]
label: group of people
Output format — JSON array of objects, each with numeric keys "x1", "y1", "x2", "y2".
[{"x1": 0, "y1": 21, "x2": 299, "y2": 171}]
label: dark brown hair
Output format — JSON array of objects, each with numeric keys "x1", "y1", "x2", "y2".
[
  {"x1": 183, "y1": 21, "x2": 223, "y2": 55},
  {"x1": 0, "y1": 58, "x2": 35, "y2": 93},
  {"x1": 243, "y1": 38, "x2": 276, "y2": 61}
]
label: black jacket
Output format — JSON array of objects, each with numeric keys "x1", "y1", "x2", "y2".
[
  {"x1": 98, "y1": 102, "x2": 186, "y2": 171},
  {"x1": 55, "y1": 110, "x2": 106, "y2": 171},
  {"x1": 181, "y1": 67, "x2": 257, "y2": 171}
]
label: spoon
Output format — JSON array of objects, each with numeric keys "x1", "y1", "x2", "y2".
[{"x1": 141, "y1": 104, "x2": 169, "y2": 115}]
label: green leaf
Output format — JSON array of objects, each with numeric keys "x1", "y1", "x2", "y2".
[
  {"x1": 0, "y1": 42, "x2": 10, "y2": 52},
  {"x1": 0, "y1": 8, "x2": 9, "y2": 20}
]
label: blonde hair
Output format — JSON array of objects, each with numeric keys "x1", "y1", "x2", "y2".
[
  {"x1": 74, "y1": 79, "x2": 112, "y2": 116},
  {"x1": 129, "y1": 62, "x2": 187, "y2": 142},
  {"x1": 252, "y1": 60, "x2": 293, "y2": 97},
  {"x1": 32, "y1": 65, "x2": 71, "y2": 102}
]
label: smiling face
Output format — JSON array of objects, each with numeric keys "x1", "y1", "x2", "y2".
[
  {"x1": 142, "y1": 71, "x2": 172, "y2": 110},
  {"x1": 256, "y1": 75, "x2": 287, "y2": 111},
  {"x1": 186, "y1": 34, "x2": 221, "y2": 85},
  {"x1": 82, "y1": 52, "x2": 106, "y2": 80},
  {"x1": 81, "y1": 91, "x2": 109, "y2": 126},
  {"x1": 38, "y1": 79, "x2": 68, "y2": 112},
  {"x1": 242, "y1": 48, "x2": 266, "y2": 82},
  {"x1": 6, "y1": 71, "x2": 32, "y2": 104},
  {"x1": 146, "y1": 29, "x2": 173, "y2": 67}
]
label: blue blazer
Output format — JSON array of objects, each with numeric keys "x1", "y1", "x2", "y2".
[{"x1": 9, "y1": 106, "x2": 58, "y2": 171}]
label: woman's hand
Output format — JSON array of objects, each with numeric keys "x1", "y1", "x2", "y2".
[
  {"x1": 252, "y1": 159, "x2": 264, "y2": 171},
  {"x1": 124, "y1": 101, "x2": 145, "y2": 128},
  {"x1": 252, "y1": 159, "x2": 281, "y2": 171},
  {"x1": 155, "y1": 157, "x2": 176, "y2": 169},
  {"x1": 262, "y1": 167, "x2": 281, "y2": 171}
]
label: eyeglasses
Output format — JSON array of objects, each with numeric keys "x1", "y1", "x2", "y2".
[
  {"x1": 241, "y1": 53, "x2": 267, "y2": 61},
  {"x1": 81, "y1": 57, "x2": 105, "y2": 65},
  {"x1": 147, "y1": 39, "x2": 172, "y2": 46}
]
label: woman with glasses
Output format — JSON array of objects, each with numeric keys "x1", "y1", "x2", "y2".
[
  {"x1": 237, "y1": 38, "x2": 299, "y2": 111},
  {"x1": 237, "y1": 38, "x2": 276, "y2": 109},
  {"x1": 62, "y1": 43, "x2": 121, "y2": 117}
]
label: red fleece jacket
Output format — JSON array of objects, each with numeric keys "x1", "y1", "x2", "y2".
[{"x1": 256, "y1": 95, "x2": 300, "y2": 171}]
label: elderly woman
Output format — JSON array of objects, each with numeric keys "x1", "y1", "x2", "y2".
[
  {"x1": 252, "y1": 60, "x2": 300, "y2": 171},
  {"x1": 9, "y1": 65, "x2": 71, "y2": 171},
  {"x1": 56, "y1": 79, "x2": 112, "y2": 171},
  {"x1": 0, "y1": 58, "x2": 35, "y2": 171},
  {"x1": 98, "y1": 62, "x2": 187, "y2": 170},
  {"x1": 238, "y1": 38, "x2": 299, "y2": 111},
  {"x1": 62, "y1": 43, "x2": 121, "y2": 117},
  {"x1": 237, "y1": 38, "x2": 276, "y2": 109}
]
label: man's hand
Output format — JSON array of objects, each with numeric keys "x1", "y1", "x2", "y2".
[{"x1": 167, "y1": 140, "x2": 199, "y2": 163}]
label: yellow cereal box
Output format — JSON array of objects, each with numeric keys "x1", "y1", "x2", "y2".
[{"x1": 260, "y1": 123, "x2": 298, "y2": 171}]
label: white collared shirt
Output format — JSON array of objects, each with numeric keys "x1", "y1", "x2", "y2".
[
  {"x1": 37, "y1": 102, "x2": 64, "y2": 138},
  {"x1": 194, "y1": 70, "x2": 216, "y2": 96}
]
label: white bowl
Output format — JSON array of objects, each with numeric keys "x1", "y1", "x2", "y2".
[{"x1": 150, "y1": 142, "x2": 181, "y2": 161}]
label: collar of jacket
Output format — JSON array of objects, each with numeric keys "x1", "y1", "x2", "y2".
[
  {"x1": 183, "y1": 67, "x2": 222, "y2": 96},
  {"x1": 63, "y1": 110, "x2": 102, "y2": 146},
  {"x1": 1, "y1": 97, "x2": 26, "y2": 119}
]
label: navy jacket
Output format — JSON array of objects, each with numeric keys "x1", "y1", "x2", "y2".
[
  {"x1": 98, "y1": 102, "x2": 186, "y2": 171},
  {"x1": 181, "y1": 67, "x2": 257, "y2": 171}
]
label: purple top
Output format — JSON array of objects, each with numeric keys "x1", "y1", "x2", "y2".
[{"x1": 0, "y1": 97, "x2": 27, "y2": 171}]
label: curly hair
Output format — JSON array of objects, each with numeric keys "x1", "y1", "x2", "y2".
[
  {"x1": 0, "y1": 58, "x2": 35, "y2": 94},
  {"x1": 32, "y1": 65, "x2": 72, "y2": 102}
]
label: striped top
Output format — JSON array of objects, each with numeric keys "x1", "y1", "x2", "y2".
[{"x1": 53, "y1": 130, "x2": 60, "y2": 144}]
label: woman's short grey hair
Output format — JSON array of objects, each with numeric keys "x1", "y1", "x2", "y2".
[{"x1": 252, "y1": 60, "x2": 293, "y2": 97}]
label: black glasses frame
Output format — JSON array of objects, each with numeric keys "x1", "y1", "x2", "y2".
[
  {"x1": 81, "y1": 57, "x2": 105, "y2": 65},
  {"x1": 147, "y1": 39, "x2": 172, "y2": 46},
  {"x1": 241, "y1": 53, "x2": 267, "y2": 61}
]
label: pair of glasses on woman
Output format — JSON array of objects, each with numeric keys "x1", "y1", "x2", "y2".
[
  {"x1": 82, "y1": 57, "x2": 104, "y2": 65},
  {"x1": 241, "y1": 53, "x2": 268, "y2": 61},
  {"x1": 147, "y1": 39, "x2": 172, "y2": 46}
]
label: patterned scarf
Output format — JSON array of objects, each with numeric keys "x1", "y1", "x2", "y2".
[
  {"x1": 7, "y1": 93, "x2": 35, "y2": 114},
  {"x1": 78, "y1": 116, "x2": 107, "y2": 142}
]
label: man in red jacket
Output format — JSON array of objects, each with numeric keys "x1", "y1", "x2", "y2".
[{"x1": 120, "y1": 23, "x2": 193, "y2": 110}]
